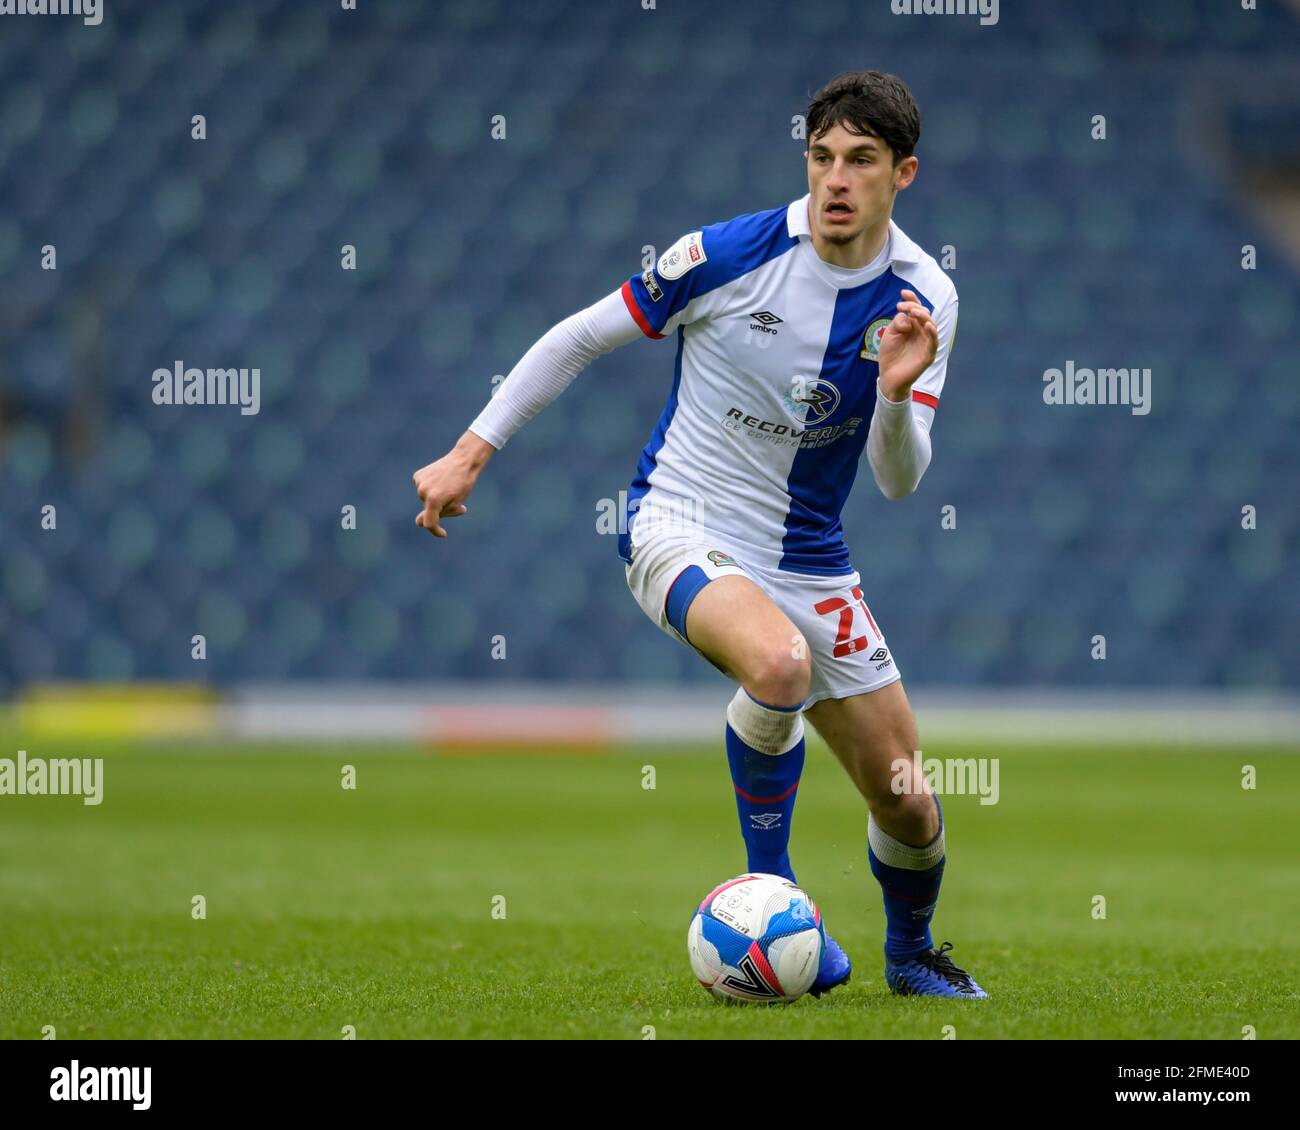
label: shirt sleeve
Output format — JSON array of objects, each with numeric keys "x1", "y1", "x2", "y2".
[
  {"x1": 620, "y1": 229, "x2": 715, "y2": 339},
  {"x1": 866, "y1": 382, "x2": 933, "y2": 501},
  {"x1": 467, "y1": 287, "x2": 642, "y2": 450},
  {"x1": 865, "y1": 282, "x2": 955, "y2": 499},
  {"x1": 908, "y1": 287, "x2": 958, "y2": 412}
]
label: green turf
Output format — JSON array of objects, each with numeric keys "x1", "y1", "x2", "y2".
[{"x1": 1, "y1": 738, "x2": 1297, "y2": 1039}]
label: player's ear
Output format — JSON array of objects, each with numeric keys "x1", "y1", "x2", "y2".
[{"x1": 893, "y1": 155, "x2": 918, "y2": 192}]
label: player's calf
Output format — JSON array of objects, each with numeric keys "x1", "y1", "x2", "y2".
[
  {"x1": 683, "y1": 575, "x2": 812, "y2": 878},
  {"x1": 724, "y1": 686, "x2": 806, "y2": 883}
]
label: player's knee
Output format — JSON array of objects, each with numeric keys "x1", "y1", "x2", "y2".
[
  {"x1": 869, "y1": 785, "x2": 938, "y2": 842},
  {"x1": 745, "y1": 645, "x2": 812, "y2": 709}
]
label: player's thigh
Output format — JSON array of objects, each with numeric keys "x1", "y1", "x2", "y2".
[
  {"x1": 684, "y1": 574, "x2": 811, "y2": 702},
  {"x1": 623, "y1": 533, "x2": 810, "y2": 701},
  {"x1": 804, "y1": 680, "x2": 921, "y2": 807}
]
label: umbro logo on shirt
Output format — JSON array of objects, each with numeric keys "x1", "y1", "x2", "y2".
[{"x1": 748, "y1": 310, "x2": 783, "y2": 335}]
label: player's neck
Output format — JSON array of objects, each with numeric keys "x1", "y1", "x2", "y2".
[{"x1": 808, "y1": 203, "x2": 891, "y2": 270}]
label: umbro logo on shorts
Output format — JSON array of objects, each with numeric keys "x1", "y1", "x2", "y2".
[
  {"x1": 869, "y1": 648, "x2": 889, "y2": 662},
  {"x1": 748, "y1": 310, "x2": 783, "y2": 325}
]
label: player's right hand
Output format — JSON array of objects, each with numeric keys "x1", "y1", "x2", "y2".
[
  {"x1": 413, "y1": 434, "x2": 493, "y2": 538},
  {"x1": 413, "y1": 453, "x2": 471, "y2": 538}
]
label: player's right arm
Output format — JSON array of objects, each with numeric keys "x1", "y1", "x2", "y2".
[
  {"x1": 413, "y1": 229, "x2": 715, "y2": 538},
  {"x1": 412, "y1": 287, "x2": 643, "y2": 537}
]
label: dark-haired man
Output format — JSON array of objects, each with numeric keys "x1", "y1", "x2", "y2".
[{"x1": 414, "y1": 70, "x2": 986, "y2": 1000}]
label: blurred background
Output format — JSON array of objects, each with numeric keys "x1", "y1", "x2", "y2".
[{"x1": 1, "y1": 0, "x2": 1297, "y2": 744}]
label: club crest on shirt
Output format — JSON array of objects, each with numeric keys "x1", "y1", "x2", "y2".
[
  {"x1": 859, "y1": 317, "x2": 892, "y2": 362},
  {"x1": 657, "y1": 232, "x2": 707, "y2": 280}
]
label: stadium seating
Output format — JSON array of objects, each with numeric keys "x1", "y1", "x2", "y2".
[{"x1": 1, "y1": 0, "x2": 1296, "y2": 691}]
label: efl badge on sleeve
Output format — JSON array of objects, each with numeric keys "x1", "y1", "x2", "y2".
[{"x1": 657, "y1": 232, "x2": 707, "y2": 280}]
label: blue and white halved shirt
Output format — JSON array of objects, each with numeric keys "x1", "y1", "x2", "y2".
[{"x1": 618, "y1": 193, "x2": 958, "y2": 576}]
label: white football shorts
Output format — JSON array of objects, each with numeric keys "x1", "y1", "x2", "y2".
[{"x1": 624, "y1": 523, "x2": 902, "y2": 707}]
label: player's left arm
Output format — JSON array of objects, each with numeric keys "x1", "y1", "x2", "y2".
[{"x1": 866, "y1": 286, "x2": 957, "y2": 501}]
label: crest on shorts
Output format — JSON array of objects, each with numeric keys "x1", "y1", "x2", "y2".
[
  {"x1": 860, "y1": 317, "x2": 892, "y2": 362},
  {"x1": 707, "y1": 550, "x2": 739, "y2": 569}
]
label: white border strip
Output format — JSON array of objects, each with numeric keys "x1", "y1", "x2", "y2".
[{"x1": 219, "y1": 685, "x2": 1300, "y2": 747}]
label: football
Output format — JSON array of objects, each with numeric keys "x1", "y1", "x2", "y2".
[{"x1": 688, "y1": 873, "x2": 825, "y2": 1003}]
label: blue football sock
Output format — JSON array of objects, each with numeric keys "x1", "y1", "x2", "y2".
[
  {"x1": 868, "y1": 793, "x2": 945, "y2": 962},
  {"x1": 724, "y1": 687, "x2": 806, "y2": 885}
]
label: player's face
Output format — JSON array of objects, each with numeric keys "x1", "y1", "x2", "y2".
[{"x1": 805, "y1": 123, "x2": 917, "y2": 245}]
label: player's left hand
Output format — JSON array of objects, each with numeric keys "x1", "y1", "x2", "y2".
[{"x1": 877, "y1": 289, "x2": 938, "y2": 403}]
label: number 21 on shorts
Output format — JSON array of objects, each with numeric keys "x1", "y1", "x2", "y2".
[{"x1": 813, "y1": 585, "x2": 882, "y2": 658}]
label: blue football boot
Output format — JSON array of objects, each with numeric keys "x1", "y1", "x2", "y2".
[
  {"x1": 808, "y1": 924, "x2": 852, "y2": 998},
  {"x1": 884, "y1": 941, "x2": 987, "y2": 998}
]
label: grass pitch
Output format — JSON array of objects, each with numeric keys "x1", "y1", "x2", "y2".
[{"x1": 1, "y1": 738, "x2": 1296, "y2": 1039}]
